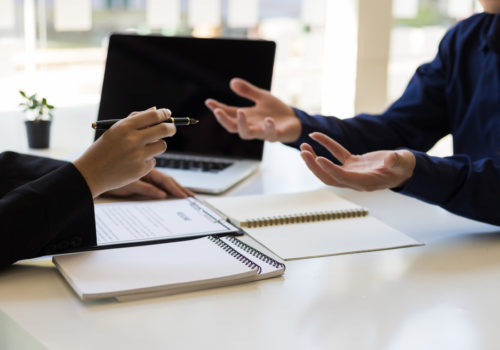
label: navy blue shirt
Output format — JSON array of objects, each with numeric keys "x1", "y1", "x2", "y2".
[{"x1": 289, "y1": 13, "x2": 500, "y2": 226}]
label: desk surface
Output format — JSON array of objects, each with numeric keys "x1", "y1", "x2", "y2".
[{"x1": 0, "y1": 108, "x2": 499, "y2": 350}]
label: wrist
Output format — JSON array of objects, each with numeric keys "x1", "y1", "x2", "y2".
[
  {"x1": 73, "y1": 158, "x2": 104, "y2": 198},
  {"x1": 394, "y1": 150, "x2": 416, "y2": 188},
  {"x1": 284, "y1": 108, "x2": 303, "y2": 143}
]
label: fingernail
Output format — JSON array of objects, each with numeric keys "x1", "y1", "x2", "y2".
[{"x1": 148, "y1": 106, "x2": 157, "y2": 110}]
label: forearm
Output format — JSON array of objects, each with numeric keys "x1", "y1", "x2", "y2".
[
  {"x1": 0, "y1": 151, "x2": 67, "y2": 196},
  {"x1": 287, "y1": 108, "x2": 448, "y2": 160},
  {"x1": 397, "y1": 152, "x2": 500, "y2": 226},
  {"x1": 0, "y1": 163, "x2": 96, "y2": 269}
]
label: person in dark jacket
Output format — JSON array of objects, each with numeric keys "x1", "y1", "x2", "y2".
[{"x1": 0, "y1": 107, "x2": 193, "y2": 269}]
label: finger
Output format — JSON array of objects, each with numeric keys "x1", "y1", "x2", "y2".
[
  {"x1": 205, "y1": 99, "x2": 239, "y2": 117},
  {"x1": 309, "y1": 132, "x2": 351, "y2": 164},
  {"x1": 230, "y1": 78, "x2": 265, "y2": 102},
  {"x1": 144, "y1": 169, "x2": 191, "y2": 198},
  {"x1": 126, "y1": 180, "x2": 167, "y2": 199},
  {"x1": 127, "y1": 108, "x2": 171, "y2": 129},
  {"x1": 128, "y1": 106, "x2": 156, "y2": 117},
  {"x1": 143, "y1": 139, "x2": 167, "y2": 159},
  {"x1": 300, "y1": 151, "x2": 345, "y2": 187},
  {"x1": 299, "y1": 143, "x2": 318, "y2": 158},
  {"x1": 143, "y1": 157, "x2": 157, "y2": 175},
  {"x1": 237, "y1": 110, "x2": 261, "y2": 140},
  {"x1": 140, "y1": 122, "x2": 176, "y2": 143},
  {"x1": 213, "y1": 108, "x2": 238, "y2": 133},
  {"x1": 263, "y1": 117, "x2": 279, "y2": 142},
  {"x1": 169, "y1": 176, "x2": 196, "y2": 196}
]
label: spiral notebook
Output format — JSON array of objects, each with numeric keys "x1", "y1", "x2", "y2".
[
  {"x1": 53, "y1": 236, "x2": 285, "y2": 301},
  {"x1": 205, "y1": 188, "x2": 422, "y2": 260},
  {"x1": 205, "y1": 188, "x2": 368, "y2": 228}
]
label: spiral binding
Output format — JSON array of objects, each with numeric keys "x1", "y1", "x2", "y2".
[
  {"x1": 208, "y1": 236, "x2": 262, "y2": 274},
  {"x1": 242, "y1": 208, "x2": 369, "y2": 228},
  {"x1": 224, "y1": 236, "x2": 286, "y2": 271}
]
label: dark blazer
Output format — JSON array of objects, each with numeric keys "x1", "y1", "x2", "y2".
[{"x1": 0, "y1": 151, "x2": 96, "y2": 269}]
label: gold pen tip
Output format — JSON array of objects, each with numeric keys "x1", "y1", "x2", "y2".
[
  {"x1": 191, "y1": 118, "x2": 199, "y2": 124},
  {"x1": 91, "y1": 122, "x2": 97, "y2": 129}
]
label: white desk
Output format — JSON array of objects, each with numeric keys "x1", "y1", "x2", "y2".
[{"x1": 0, "y1": 108, "x2": 499, "y2": 350}]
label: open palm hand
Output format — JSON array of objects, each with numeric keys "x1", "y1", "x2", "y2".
[{"x1": 300, "y1": 132, "x2": 416, "y2": 191}]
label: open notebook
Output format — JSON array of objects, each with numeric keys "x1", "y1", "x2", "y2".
[
  {"x1": 53, "y1": 236, "x2": 285, "y2": 301},
  {"x1": 204, "y1": 188, "x2": 422, "y2": 260}
]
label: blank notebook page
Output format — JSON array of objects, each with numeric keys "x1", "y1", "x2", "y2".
[{"x1": 245, "y1": 216, "x2": 421, "y2": 260}]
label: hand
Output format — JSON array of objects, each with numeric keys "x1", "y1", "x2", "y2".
[
  {"x1": 205, "y1": 77, "x2": 302, "y2": 143},
  {"x1": 103, "y1": 168, "x2": 195, "y2": 199},
  {"x1": 300, "y1": 132, "x2": 416, "y2": 191},
  {"x1": 74, "y1": 108, "x2": 176, "y2": 198}
]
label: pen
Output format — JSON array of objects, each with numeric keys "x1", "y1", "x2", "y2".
[{"x1": 92, "y1": 117, "x2": 199, "y2": 130}]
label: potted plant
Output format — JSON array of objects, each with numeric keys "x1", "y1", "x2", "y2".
[{"x1": 19, "y1": 90, "x2": 54, "y2": 149}]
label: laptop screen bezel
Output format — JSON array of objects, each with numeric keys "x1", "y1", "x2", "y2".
[{"x1": 95, "y1": 34, "x2": 276, "y2": 161}]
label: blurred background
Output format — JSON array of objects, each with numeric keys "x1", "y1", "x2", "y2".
[{"x1": 0, "y1": 0, "x2": 484, "y2": 155}]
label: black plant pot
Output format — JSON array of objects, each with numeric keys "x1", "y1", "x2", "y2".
[{"x1": 25, "y1": 120, "x2": 51, "y2": 149}]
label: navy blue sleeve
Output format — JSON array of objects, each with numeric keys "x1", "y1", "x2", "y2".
[
  {"x1": 287, "y1": 27, "x2": 453, "y2": 158},
  {"x1": 398, "y1": 152, "x2": 500, "y2": 226},
  {"x1": 285, "y1": 25, "x2": 500, "y2": 226},
  {"x1": 0, "y1": 152, "x2": 96, "y2": 269}
]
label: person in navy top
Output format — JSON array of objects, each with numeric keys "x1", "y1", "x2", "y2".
[{"x1": 206, "y1": 2, "x2": 500, "y2": 226}]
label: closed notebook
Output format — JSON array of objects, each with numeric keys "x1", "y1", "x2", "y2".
[
  {"x1": 53, "y1": 236, "x2": 285, "y2": 301},
  {"x1": 117, "y1": 236, "x2": 285, "y2": 301},
  {"x1": 205, "y1": 188, "x2": 422, "y2": 260}
]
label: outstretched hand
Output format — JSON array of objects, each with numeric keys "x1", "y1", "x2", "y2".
[
  {"x1": 205, "y1": 78, "x2": 302, "y2": 143},
  {"x1": 300, "y1": 132, "x2": 416, "y2": 191}
]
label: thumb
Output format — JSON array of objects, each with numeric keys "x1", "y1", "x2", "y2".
[
  {"x1": 230, "y1": 78, "x2": 265, "y2": 102},
  {"x1": 383, "y1": 152, "x2": 400, "y2": 168},
  {"x1": 263, "y1": 117, "x2": 279, "y2": 142}
]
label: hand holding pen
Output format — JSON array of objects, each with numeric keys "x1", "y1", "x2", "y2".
[
  {"x1": 75, "y1": 108, "x2": 180, "y2": 197},
  {"x1": 93, "y1": 110, "x2": 199, "y2": 130}
]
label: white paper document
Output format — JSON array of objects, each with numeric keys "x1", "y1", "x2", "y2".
[{"x1": 95, "y1": 198, "x2": 238, "y2": 245}]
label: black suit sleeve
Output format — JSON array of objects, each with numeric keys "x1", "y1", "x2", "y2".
[{"x1": 0, "y1": 152, "x2": 96, "y2": 269}]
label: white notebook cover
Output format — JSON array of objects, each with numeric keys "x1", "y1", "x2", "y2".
[{"x1": 53, "y1": 237, "x2": 259, "y2": 300}]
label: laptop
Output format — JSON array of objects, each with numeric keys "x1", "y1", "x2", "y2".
[{"x1": 96, "y1": 33, "x2": 276, "y2": 193}]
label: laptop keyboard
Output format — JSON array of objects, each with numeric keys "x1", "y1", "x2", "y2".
[{"x1": 155, "y1": 157, "x2": 233, "y2": 173}]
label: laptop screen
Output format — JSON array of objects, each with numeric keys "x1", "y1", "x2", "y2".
[{"x1": 96, "y1": 34, "x2": 276, "y2": 160}]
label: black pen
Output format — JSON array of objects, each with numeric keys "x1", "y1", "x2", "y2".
[{"x1": 92, "y1": 117, "x2": 199, "y2": 130}]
